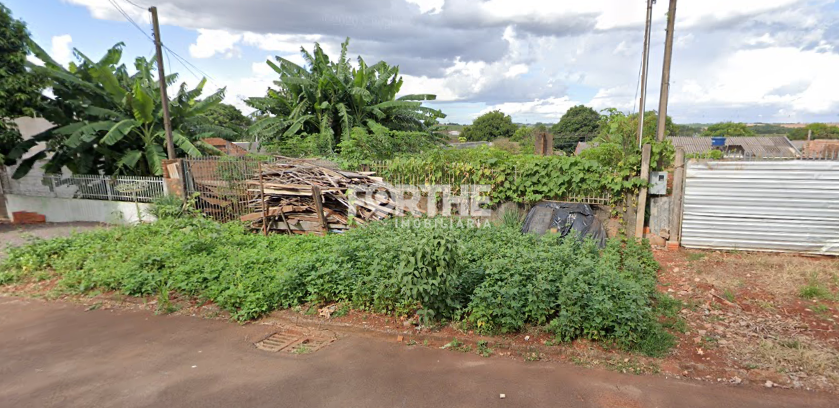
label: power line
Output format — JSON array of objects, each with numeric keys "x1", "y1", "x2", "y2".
[
  {"x1": 107, "y1": 0, "x2": 153, "y2": 43},
  {"x1": 106, "y1": 0, "x2": 220, "y2": 87},
  {"x1": 163, "y1": 44, "x2": 220, "y2": 86},
  {"x1": 120, "y1": 0, "x2": 148, "y2": 10}
]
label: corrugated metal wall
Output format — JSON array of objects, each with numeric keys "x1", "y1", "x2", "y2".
[{"x1": 681, "y1": 160, "x2": 839, "y2": 255}]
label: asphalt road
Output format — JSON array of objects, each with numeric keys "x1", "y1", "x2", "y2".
[{"x1": 0, "y1": 297, "x2": 835, "y2": 408}]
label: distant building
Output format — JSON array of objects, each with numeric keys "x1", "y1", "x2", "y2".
[
  {"x1": 574, "y1": 136, "x2": 799, "y2": 158},
  {"x1": 446, "y1": 130, "x2": 461, "y2": 137},
  {"x1": 202, "y1": 138, "x2": 248, "y2": 156},
  {"x1": 796, "y1": 139, "x2": 839, "y2": 158},
  {"x1": 668, "y1": 136, "x2": 799, "y2": 158}
]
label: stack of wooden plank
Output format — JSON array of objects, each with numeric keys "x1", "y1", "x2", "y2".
[{"x1": 240, "y1": 161, "x2": 394, "y2": 234}]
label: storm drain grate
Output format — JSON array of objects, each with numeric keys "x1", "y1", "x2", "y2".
[{"x1": 255, "y1": 332, "x2": 334, "y2": 354}]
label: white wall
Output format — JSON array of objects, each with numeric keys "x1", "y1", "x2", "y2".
[{"x1": 5, "y1": 195, "x2": 156, "y2": 225}]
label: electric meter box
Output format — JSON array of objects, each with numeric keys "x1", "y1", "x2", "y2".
[{"x1": 650, "y1": 171, "x2": 668, "y2": 195}]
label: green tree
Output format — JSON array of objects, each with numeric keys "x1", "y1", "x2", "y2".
[
  {"x1": 7, "y1": 42, "x2": 234, "y2": 177},
  {"x1": 0, "y1": 5, "x2": 46, "y2": 164},
  {"x1": 461, "y1": 110, "x2": 517, "y2": 141},
  {"x1": 510, "y1": 126, "x2": 532, "y2": 142},
  {"x1": 247, "y1": 38, "x2": 444, "y2": 152},
  {"x1": 701, "y1": 122, "x2": 755, "y2": 136},
  {"x1": 550, "y1": 105, "x2": 601, "y2": 153},
  {"x1": 788, "y1": 123, "x2": 839, "y2": 140},
  {"x1": 199, "y1": 103, "x2": 252, "y2": 141},
  {"x1": 584, "y1": 109, "x2": 674, "y2": 171}
]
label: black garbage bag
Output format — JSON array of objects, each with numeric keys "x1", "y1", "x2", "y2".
[{"x1": 521, "y1": 202, "x2": 607, "y2": 248}]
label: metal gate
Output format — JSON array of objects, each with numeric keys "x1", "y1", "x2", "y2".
[{"x1": 681, "y1": 160, "x2": 839, "y2": 255}]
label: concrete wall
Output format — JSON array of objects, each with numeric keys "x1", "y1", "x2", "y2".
[{"x1": 5, "y1": 195, "x2": 156, "y2": 225}]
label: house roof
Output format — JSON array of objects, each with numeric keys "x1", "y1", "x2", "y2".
[
  {"x1": 202, "y1": 138, "x2": 248, "y2": 156},
  {"x1": 667, "y1": 136, "x2": 799, "y2": 157}
]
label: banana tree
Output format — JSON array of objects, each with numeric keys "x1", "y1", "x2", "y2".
[
  {"x1": 246, "y1": 38, "x2": 445, "y2": 151},
  {"x1": 8, "y1": 42, "x2": 234, "y2": 178}
]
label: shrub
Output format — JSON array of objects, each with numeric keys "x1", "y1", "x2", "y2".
[{"x1": 1, "y1": 217, "x2": 670, "y2": 354}]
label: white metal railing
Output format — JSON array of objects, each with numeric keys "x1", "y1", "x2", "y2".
[{"x1": 3, "y1": 172, "x2": 165, "y2": 203}]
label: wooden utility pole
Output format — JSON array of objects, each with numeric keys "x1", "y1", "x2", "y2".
[
  {"x1": 637, "y1": 0, "x2": 655, "y2": 147},
  {"x1": 149, "y1": 6, "x2": 176, "y2": 160},
  {"x1": 635, "y1": 144, "x2": 652, "y2": 238},
  {"x1": 655, "y1": 0, "x2": 678, "y2": 142},
  {"x1": 668, "y1": 148, "x2": 685, "y2": 247}
]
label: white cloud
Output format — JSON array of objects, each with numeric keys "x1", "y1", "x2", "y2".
[
  {"x1": 50, "y1": 0, "x2": 839, "y2": 123},
  {"x1": 242, "y1": 32, "x2": 323, "y2": 53},
  {"x1": 479, "y1": 97, "x2": 581, "y2": 120},
  {"x1": 189, "y1": 29, "x2": 242, "y2": 59},
  {"x1": 405, "y1": 0, "x2": 445, "y2": 14},
  {"x1": 504, "y1": 64, "x2": 529, "y2": 78},
  {"x1": 51, "y1": 35, "x2": 73, "y2": 66}
]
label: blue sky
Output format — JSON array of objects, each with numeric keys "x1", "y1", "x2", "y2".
[{"x1": 6, "y1": 0, "x2": 839, "y2": 125}]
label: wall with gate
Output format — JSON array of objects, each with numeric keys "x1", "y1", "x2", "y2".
[{"x1": 681, "y1": 160, "x2": 839, "y2": 255}]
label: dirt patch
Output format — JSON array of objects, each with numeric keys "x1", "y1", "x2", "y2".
[{"x1": 656, "y1": 249, "x2": 839, "y2": 392}]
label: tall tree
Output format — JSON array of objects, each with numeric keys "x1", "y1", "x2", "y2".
[
  {"x1": 200, "y1": 103, "x2": 252, "y2": 141},
  {"x1": 247, "y1": 38, "x2": 444, "y2": 151},
  {"x1": 461, "y1": 110, "x2": 517, "y2": 141},
  {"x1": 701, "y1": 122, "x2": 755, "y2": 136},
  {"x1": 788, "y1": 123, "x2": 839, "y2": 140},
  {"x1": 7, "y1": 42, "x2": 235, "y2": 177},
  {"x1": 0, "y1": 5, "x2": 45, "y2": 164},
  {"x1": 550, "y1": 105, "x2": 602, "y2": 153}
]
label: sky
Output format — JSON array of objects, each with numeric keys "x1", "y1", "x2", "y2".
[{"x1": 6, "y1": 0, "x2": 839, "y2": 125}]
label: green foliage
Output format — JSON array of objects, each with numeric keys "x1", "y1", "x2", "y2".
[
  {"x1": 147, "y1": 193, "x2": 200, "y2": 220},
  {"x1": 199, "y1": 103, "x2": 253, "y2": 141},
  {"x1": 461, "y1": 110, "x2": 517, "y2": 142},
  {"x1": 379, "y1": 147, "x2": 640, "y2": 205},
  {"x1": 789, "y1": 123, "x2": 839, "y2": 140},
  {"x1": 749, "y1": 124, "x2": 792, "y2": 135},
  {"x1": 587, "y1": 109, "x2": 675, "y2": 173},
  {"x1": 0, "y1": 5, "x2": 46, "y2": 164},
  {"x1": 510, "y1": 126, "x2": 533, "y2": 143},
  {"x1": 499, "y1": 206, "x2": 524, "y2": 230},
  {"x1": 686, "y1": 150, "x2": 724, "y2": 160},
  {"x1": 10, "y1": 42, "x2": 235, "y2": 178},
  {"x1": 701, "y1": 122, "x2": 755, "y2": 136},
  {"x1": 799, "y1": 273, "x2": 832, "y2": 300},
  {"x1": 335, "y1": 124, "x2": 442, "y2": 167},
  {"x1": 247, "y1": 38, "x2": 444, "y2": 150},
  {"x1": 1, "y1": 217, "x2": 671, "y2": 354},
  {"x1": 551, "y1": 105, "x2": 601, "y2": 154}
]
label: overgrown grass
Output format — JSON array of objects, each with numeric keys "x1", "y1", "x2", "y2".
[{"x1": 0, "y1": 217, "x2": 673, "y2": 356}]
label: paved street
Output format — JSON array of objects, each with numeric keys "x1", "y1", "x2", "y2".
[{"x1": 0, "y1": 297, "x2": 834, "y2": 408}]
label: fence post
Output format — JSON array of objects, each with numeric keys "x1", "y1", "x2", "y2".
[
  {"x1": 668, "y1": 148, "x2": 685, "y2": 249},
  {"x1": 634, "y1": 144, "x2": 652, "y2": 239}
]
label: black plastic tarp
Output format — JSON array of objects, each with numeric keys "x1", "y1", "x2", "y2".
[{"x1": 521, "y1": 202, "x2": 607, "y2": 247}]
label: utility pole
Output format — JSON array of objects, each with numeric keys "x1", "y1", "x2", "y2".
[
  {"x1": 637, "y1": 0, "x2": 655, "y2": 148},
  {"x1": 655, "y1": 0, "x2": 678, "y2": 142},
  {"x1": 149, "y1": 6, "x2": 176, "y2": 160}
]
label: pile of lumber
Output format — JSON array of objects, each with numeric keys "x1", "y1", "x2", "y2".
[{"x1": 240, "y1": 161, "x2": 394, "y2": 234}]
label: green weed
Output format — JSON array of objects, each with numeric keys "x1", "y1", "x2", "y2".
[{"x1": 0, "y1": 217, "x2": 670, "y2": 354}]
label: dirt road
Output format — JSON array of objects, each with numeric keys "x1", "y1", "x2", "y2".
[{"x1": 0, "y1": 297, "x2": 834, "y2": 408}]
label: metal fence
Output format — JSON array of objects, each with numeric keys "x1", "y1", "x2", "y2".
[
  {"x1": 182, "y1": 157, "x2": 268, "y2": 222},
  {"x1": 1, "y1": 171, "x2": 165, "y2": 203},
  {"x1": 680, "y1": 157, "x2": 839, "y2": 255}
]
